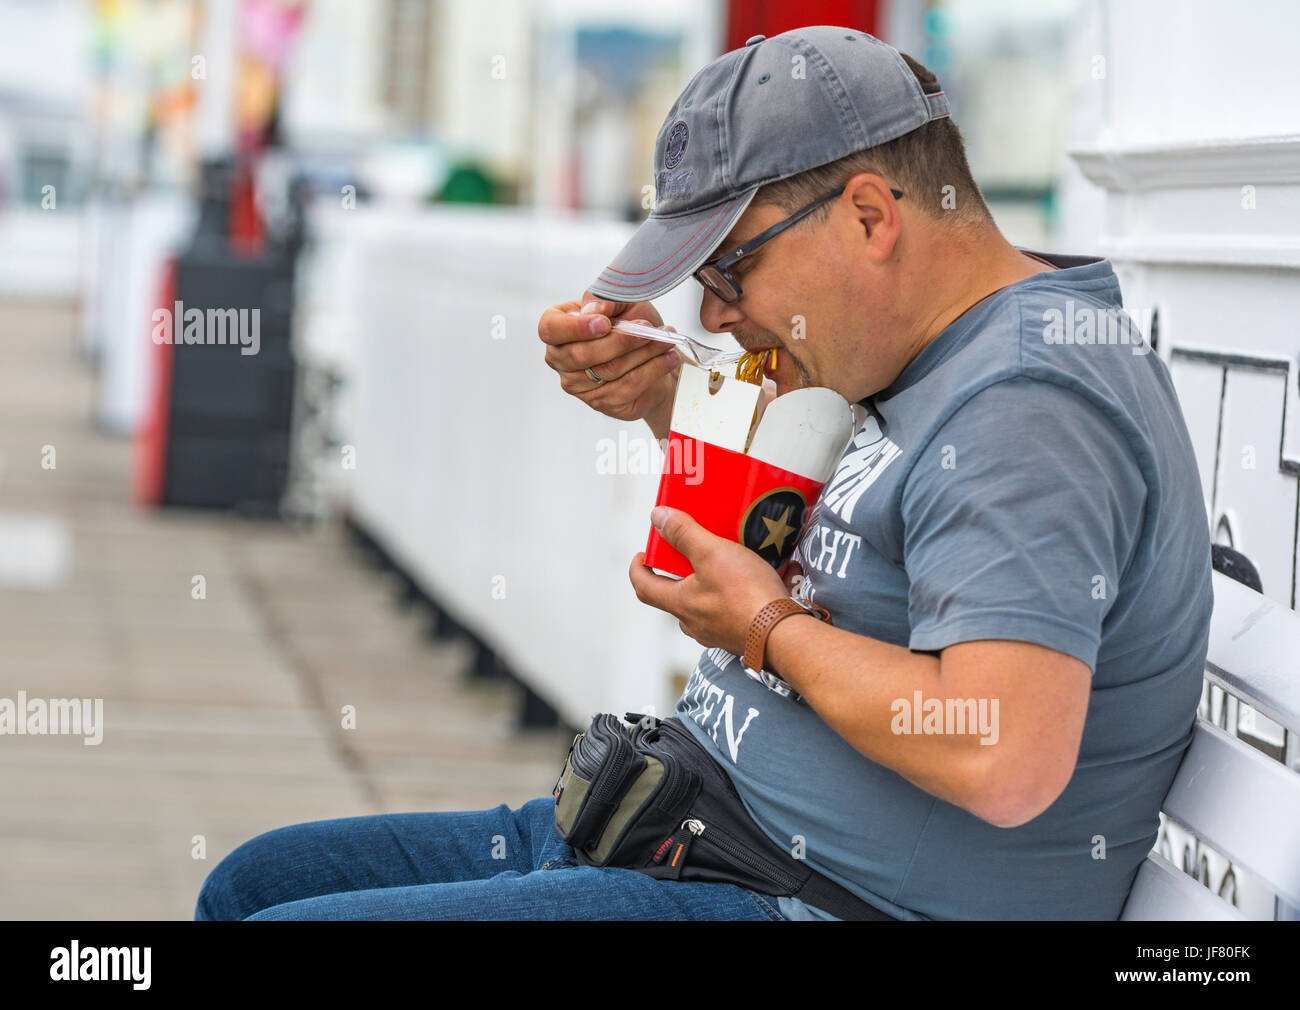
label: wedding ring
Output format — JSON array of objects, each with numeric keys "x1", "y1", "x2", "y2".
[{"x1": 585, "y1": 367, "x2": 605, "y2": 384}]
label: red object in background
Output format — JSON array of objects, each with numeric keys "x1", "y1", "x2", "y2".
[
  {"x1": 228, "y1": 161, "x2": 265, "y2": 256},
  {"x1": 134, "y1": 259, "x2": 177, "y2": 507},
  {"x1": 645, "y1": 431, "x2": 826, "y2": 579},
  {"x1": 724, "y1": 0, "x2": 880, "y2": 51}
]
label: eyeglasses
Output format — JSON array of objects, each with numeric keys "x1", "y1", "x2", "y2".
[{"x1": 694, "y1": 185, "x2": 904, "y2": 304}]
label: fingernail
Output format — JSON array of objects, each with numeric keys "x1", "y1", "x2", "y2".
[
  {"x1": 651, "y1": 506, "x2": 668, "y2": 530},
  {"x1": 589, "y1": 316, "x2": 609, "y2": 336},
  {"x1": 580, "y1": 301, "x2": 600, "y2": 315}
]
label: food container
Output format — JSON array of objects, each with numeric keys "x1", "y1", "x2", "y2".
[{"x1": 644, "y1": 362, "x2": 855, "y2": 578}]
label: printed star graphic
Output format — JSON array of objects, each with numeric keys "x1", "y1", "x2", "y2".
[{"x1": 757, "y1": 506, "x2": 796, "y2": 554}]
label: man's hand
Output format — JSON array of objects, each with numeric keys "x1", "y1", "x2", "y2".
[
  {"x1": 629, "y1": 505, "x2": 789, "y2": 656},
  {"x1": 537, "y1": 294, "x2": 682, "y2": 436}
]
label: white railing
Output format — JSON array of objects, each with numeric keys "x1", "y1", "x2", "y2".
[{"x1": 297, "y1": 201, "x2": 712, "y2": 728}]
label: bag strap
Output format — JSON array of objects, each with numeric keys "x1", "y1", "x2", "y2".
[
  {"x1": 630, "y1": 715, "x2": 901, "y2": 921},
  {"x1": 792, "y1": 871, "x2": 899, "y2": 921}
]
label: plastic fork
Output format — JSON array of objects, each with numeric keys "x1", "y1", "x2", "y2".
[{"x1": 565, "y1": 310, "x2": 747, "y2": 369}]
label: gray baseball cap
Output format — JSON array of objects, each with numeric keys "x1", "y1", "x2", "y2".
[{"x1": 586, "y1": 26, "x2": 950, "y2": 303}]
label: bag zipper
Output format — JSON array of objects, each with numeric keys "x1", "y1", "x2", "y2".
[
  {"x1": 630, "y1": 716, "x2": 803, "y2": 892},
  {"x1": 654, "y1": 756, "x2": 692, "y2": 812},
  {"x1": 568, "y1": 724, "x2": 605, "y2": 780},
  {"x1": 653, "y1": 721, "x2": 804, "y2": 891},
  {"x1": 573, "y1": 716, "x2": 640, "y2": 804},
  {"x1": 654, "y1": 720, "x2": 722, "y2": 809},
  {"x1": 679, "y1": 816, "x2": 803, "y2": 893},
  {"x1": 633, "y1": 718, "x2": 695, "y2": 813},
  {"x1": 656, "y1": 716, "x2": 709, "y2": 755}
]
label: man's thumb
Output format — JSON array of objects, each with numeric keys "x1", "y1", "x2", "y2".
[{"x1": 651, "y1": 506, "x2": 696, "y2": 555}]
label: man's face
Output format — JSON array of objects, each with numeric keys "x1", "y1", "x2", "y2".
[{"x1": 696, "y1": 193, "x2": 906, "y2": 402}]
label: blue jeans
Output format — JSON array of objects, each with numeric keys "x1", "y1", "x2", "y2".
[{"x1": 195, "y1": 796, "x2": 788, "y2": 921}]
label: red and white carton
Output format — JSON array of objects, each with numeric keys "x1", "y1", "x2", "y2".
[{"x1": 645, "y1": 363, "x2": 855, "y2": 578}]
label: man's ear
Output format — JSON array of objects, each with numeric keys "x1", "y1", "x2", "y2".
[{"x1": 843, "y1": 172, "x2": 901, "y2": 264}]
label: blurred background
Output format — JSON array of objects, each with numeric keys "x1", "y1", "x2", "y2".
[{"x1": 0, "y1": 0, "x2": 1297, "y2": 919}]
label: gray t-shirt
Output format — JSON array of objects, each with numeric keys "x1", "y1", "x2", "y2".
[{"x1": 673, "y1": 251, "x2": 1212, "y2": 920}]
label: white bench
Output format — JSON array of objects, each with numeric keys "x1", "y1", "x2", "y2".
[{"x1": 1122, "y1": 569, "x2": 1300, "y2": 919}]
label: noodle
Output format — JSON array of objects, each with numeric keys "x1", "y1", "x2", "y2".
[
  {"x1": 711, "y1": 347, "x2": 777, "y2": 387},
  {"x1": 709, "y1": 348, "x2": 776, "y2": 449}
]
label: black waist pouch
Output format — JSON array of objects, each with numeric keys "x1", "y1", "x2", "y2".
[{"x1": 552, "y1": 712, "x2": 896, "y2": 921}]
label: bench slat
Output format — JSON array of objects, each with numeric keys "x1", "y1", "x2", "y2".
[
  {"x1": 1206, "y1": 570, "x2": 1300, "y2": 730},
  {"x1": 1161, "y1": 718, "x2": 1300, "y2": 908},
  {"x1": 1123, "y1": 850, "x2": 1248, "y2": 920},
  {"x1": 1122, "y1": 851, "x2": 1247, "y2": 920}
]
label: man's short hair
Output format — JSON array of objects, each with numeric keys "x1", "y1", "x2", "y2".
[{"x1": 753, "y1": 53, "x2": 992, "y2": 227}]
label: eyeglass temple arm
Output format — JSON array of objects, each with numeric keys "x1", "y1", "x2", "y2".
[{"x1": 726, "y1": 186, "x2": 903, "y2": 261}]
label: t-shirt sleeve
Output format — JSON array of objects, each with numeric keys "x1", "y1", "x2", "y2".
[{"x1": 899, "y1": 376, "x2": 1146, "y2": 669}]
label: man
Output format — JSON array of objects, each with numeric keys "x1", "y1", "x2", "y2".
[
  {"x1": 539, "y1": 26, "x2": 1211, "y2": 919},
  {"x1": 196, "y1": 27, "x2": 1210, "y2": 922}
]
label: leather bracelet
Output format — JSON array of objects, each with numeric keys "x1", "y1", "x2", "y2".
[{"x1": 742, "y1": 598, "x2": 832, "y2": 674}]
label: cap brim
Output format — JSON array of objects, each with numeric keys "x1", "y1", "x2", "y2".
[{"x1": 587, "y1": 187, "x2": 759, "y2": 303}]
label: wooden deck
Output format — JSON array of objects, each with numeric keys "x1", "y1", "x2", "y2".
[{"x1": 0, "y1": 301, "x2": 571, "y2": 919}]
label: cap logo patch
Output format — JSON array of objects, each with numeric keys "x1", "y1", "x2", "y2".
[
  {"x1": 655, "y1": 168, "x2": 695, "y2": 202},
  {"x1": 664, "y1": 120, "x2": 689, "y2": 170}
]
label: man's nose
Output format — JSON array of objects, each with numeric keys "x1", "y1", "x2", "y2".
[{"x1": 698, "y1": 285, "x2": 745, "y2": 336}]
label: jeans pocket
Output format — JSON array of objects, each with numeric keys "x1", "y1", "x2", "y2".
[{"x1": 744, "y1": 890, "x2": 788, "y2": 922}]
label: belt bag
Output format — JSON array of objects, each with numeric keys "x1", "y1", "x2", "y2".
[{"x1": 552, "y1": 712, "x2": 895, "y2": 921}]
